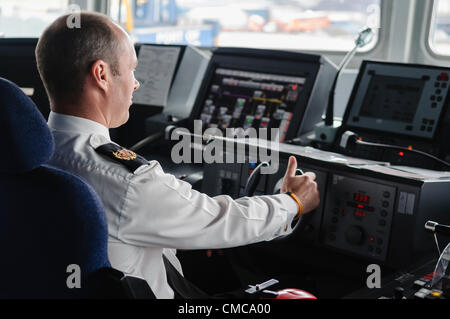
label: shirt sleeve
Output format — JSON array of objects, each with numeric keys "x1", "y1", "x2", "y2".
[{"x1": 116, "y1": 161, "x2": 298, "y2": 249}]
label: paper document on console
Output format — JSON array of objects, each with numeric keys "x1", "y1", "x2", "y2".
[{"x1": 133, "y1": 45, "x2": 181, "y2": 106}]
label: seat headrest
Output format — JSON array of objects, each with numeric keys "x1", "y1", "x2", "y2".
[{"x1": 0, "y1": 78, "x2": 54, "y2": 173}]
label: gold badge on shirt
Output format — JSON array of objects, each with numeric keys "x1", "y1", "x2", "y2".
[{"x1": 113, "y1": 149, "x2": 137, "y2": 161}]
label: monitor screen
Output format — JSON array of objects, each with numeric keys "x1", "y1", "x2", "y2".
[
  {"x1": 358, "y1": 75, "x2": 425, "y2": 124},
  {"x1": 344, "y1": 61, "x2": 449, "y2": 139},
  {"x1": 198, "y1": 67, "x2": 306, "y2": 141}
]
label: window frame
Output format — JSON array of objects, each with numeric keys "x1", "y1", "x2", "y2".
[{"x1": 426, "y1": 0, "x2": 450, "y2": 60}]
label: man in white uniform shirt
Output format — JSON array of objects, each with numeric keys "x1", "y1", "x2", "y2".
[{"x1": 35, "y1": 12, "x2": 320, "y2": 299}]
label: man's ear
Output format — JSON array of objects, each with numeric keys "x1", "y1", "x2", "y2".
[{"x1": 90, "y1": 60, "x2": 109, "y2": 93}]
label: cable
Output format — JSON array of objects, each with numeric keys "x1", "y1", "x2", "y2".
[
  {"x1": 355, "y1": 139, "x2": 450, "y2": 169},
  {"x1": 339, "y1": 131, "x2": 450, "y2": 169}
]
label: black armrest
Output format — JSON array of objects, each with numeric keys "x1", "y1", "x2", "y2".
[{"x1": 88, "y1": 267, "x2": 156, "y2": 299}]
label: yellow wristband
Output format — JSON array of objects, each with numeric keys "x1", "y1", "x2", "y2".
[{"x1": 285, "y1": 192, "x2": 303, "y2": 220}]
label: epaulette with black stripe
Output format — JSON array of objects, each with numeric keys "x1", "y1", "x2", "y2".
[{"x1": 95, "y1": 143, "x2": 148, "y2": 173}]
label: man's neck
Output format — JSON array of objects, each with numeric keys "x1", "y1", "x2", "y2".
[{"x1": 52, "y1": 102, "x2": 110, "y2": 129}]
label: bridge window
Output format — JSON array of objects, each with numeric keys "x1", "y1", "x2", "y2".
[
  {"x1": 110, "y1": 0, "x2": 381, "y2": 52},
  {"x1": 0, "y1": 0, "x2": 381, "y2": 53}
]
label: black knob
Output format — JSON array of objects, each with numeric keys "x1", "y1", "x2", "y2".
[
  {"x1": 393, "y1": 287, "x2": 404, "y2": 299},
  {"x1": 345, "y1": 226, "x2": 364, "y2": 245}
]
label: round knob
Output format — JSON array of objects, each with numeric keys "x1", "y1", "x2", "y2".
[{"x1": 345, "y1": 226, "x2": 364, "y2": 245}]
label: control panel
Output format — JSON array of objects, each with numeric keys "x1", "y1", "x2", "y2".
[
  {"x1": 201, "y1": 140, "x2": 450, "y2": 270},
  {"x1": 322, "y1": 175, "x2": 396, "y2": 262},
  {"x1": 346, "y1": 259, "x2": 450, "y2": 299}
]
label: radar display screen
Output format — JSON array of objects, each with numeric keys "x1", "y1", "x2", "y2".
[
  {"x1": 359, "y1": 75, "x2": 425, "y2": 123},
  {"x1": 198, "y1": 68, "x2": 306, "y2": 142}
]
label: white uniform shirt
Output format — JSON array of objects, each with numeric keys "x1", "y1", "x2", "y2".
[{"x1": 47, "y1": 111, "x2": 298, "y2": 299}]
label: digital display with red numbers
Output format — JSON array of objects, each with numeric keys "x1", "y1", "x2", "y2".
[{"x1": 353, "y1": 193, "x2": 370, "y2": 204}]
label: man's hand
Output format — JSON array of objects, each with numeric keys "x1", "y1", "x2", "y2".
[{"x1": 281, "y1": 156, "x2": 320, "y2": 215}]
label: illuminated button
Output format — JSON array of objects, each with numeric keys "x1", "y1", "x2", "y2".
[
  {"x1": 431, "y1": 290, "x2": 443, "y2": 298},
  {"x1": 438, "y1": 72, "x2": 449, "y2": 81},
  {"x1": 414, "y1": 291, "x2": 426, "y2": 299}
]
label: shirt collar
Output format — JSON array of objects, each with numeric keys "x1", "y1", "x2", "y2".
[{"x1": 47, "y1": 111, "x2": 111, "y2": 141}]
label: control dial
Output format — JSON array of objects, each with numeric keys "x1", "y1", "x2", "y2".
[{"x1": 345, "y1": 225, "x2": 365, "y2": 245}]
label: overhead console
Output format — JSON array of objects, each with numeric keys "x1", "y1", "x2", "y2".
[
  {"x1": 185, "y1": 47, "x2": 337, "y2": 142},
  {"x1": 335, "y1": 60, "x2": 450, "y2": 169}
]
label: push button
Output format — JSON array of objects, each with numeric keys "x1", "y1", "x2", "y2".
[{"x1": 413, "y1": 279, "x2": 427, "y2": 289}]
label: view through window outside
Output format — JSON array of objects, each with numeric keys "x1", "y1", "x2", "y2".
[
  {"x1": 0, "y1": 0, "x2": 70, "y2": 37},
  {"x1": 431, "y1": 0, "x2": 450, "y2": 55},
  {"x1": 1, "y1": 0, "x2": 380, "y2": 52},
  {"x1": 112, "y1": 0, "x2": 381, "y2": 51}
]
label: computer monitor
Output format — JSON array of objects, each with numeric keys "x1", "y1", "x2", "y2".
[
  {"x1": 189, "y1": 47, "x2": 337, "y2": 142},
  {"x1": 344, "y1": 61, "x2": 449, "y2": 139}
]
